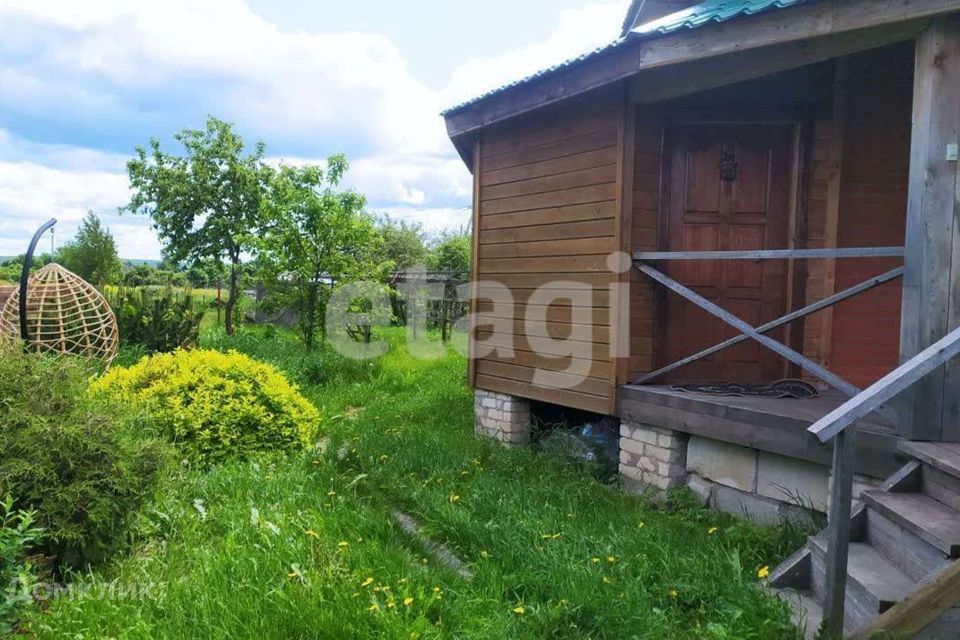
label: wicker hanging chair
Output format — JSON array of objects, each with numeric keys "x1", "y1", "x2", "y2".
[{"x1": 0, "y1": 264, "x2": 119, "y2": 366}]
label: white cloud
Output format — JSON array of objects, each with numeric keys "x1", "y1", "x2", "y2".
[
  {"x1": 0, "y1": 0, "x2": 628, "y2": 259},
  {"x1": 0, "y1": 150, "x2": 135, "y2": 256},
  {"x1": 442, "y1": 1, "x2": 629, "y2": 106},
  {"x1": 0, "y1": 0, "x2": 450, "y2": 156},
  {"x1": 373, "y1": 206, "x2": 472, "y2": 236}
]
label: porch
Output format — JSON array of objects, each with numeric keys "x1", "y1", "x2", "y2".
[{"x1": 618, "y1": 384, "x2": 902, "y2": 479}]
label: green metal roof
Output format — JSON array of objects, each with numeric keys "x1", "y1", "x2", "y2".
[
  {"x1": 631, "y1": 0, "x2": 808, "y2": 36},
  {"x1": 443, "y1": 0, "x2": 813, "y2": 115}
]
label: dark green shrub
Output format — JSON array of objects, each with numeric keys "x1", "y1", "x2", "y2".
[
  {"x1": 107, "y1": 286, "x2": 203, "y2": 353},
  {"x1": 0, "y1": 497, "x2": 43, "y2": 634},
  {"x1": 0, "y1": 347, "x2": 168, "y2": 569}
]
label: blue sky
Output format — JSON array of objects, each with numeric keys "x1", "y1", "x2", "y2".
[{"x1": 0, "y1": 0, "x2": 628, "y2": 259}]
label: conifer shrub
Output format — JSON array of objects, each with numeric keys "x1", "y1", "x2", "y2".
[
  {"x1": 106, "y1": 286, "x2": 204, "y2": 354},
  {"x1": 0, "y1": 347, "x2": 167, "y2": 569},
  {"x1": 92, "y1": 349, "x2": 320, "y2": 461}
]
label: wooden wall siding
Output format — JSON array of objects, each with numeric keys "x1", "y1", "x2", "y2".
[
  {"x1": 831, "y1": 44, "x2": 912, "y2": 388},
  {"x1": 473, "y1": 91, "x2": 622, "y2": 414},
  {"x1": 801, "y1": 44, "x2": 912, "y2": 388},
  {"x1": 800, "y1": 117, "x2": 839, "y2": 371},
  {"x1": 629, "y1": 113, "x2": 663, "y2": 375}
]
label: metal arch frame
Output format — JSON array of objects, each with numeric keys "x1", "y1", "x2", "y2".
[{"x1": 19, "y1": 218, "x2": 57, "y2": 342}]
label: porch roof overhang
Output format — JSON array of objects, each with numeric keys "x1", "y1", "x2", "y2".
[{"x1": 444, "y1": 0, "x2": 959, "y2": 169}]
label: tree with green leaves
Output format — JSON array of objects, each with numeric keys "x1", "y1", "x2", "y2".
[
  {"x1": 56, "y1": 212, "x2": 122, "y2": 285},
  {"x1": 258, "y1": 155, "x2": 381, "y2": 348},
  {"x1": 376, "y1": 217, "x2": 428, "y2": 274},
  {"x1": 427, "y1": 228, "x2": 472, "y2": 276},
  {"x1": 124, "y1": 116, "x2": 269, "y2": 335}
]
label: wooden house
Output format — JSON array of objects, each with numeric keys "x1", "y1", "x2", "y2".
[{"x1": 444, "y1": 1, "x2": 960, "y2": 636}]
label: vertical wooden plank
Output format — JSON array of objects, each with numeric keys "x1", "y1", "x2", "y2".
[
  {"x1": 823, "y1": 427, "x2": 857, "y2": 637},
  {"x1": 468, "y1": 134, "x2": 482, "y2": 387},
  {"x1": 899, "y1": 16, "x2": 960, "y2": 441},
  {"x1": 937, "y1": 16, "x2": 960, "y2": 443},
  {"x1": 612, "y1": 91, "x2": 637, "y2": 413},
  {"x1": 784, "y1": 120, "x2": 811, "y2": 377},
  {"x1": 818, "y1": 59, "x2": 845, "y2": 382}
]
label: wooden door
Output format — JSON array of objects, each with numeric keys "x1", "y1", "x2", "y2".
[{"x1": 659, "y1": 125, "x2": 794, "y2": 383}]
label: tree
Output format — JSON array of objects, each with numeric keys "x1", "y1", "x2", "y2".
[
  {"x1": 427, "y1": 229, "x2": 472, "y2": 276},
  {"x1": 258, "y1": 155, "x2": 380, "y2": 348},
  {"x1": 56, "y1": 212, "x2": 122, "y2": 285},
  {"x1": 186, "y1": 258, "x2": 226, "y2": 289},
  {"x1": 376, "y1": 217, "x2": 428, "y2": 274},
  {"x1": 124, "y1": 116, "x2": 269, "y2": 335}
]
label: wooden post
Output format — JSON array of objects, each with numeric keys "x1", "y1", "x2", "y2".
[
  {"x1": 467, "y1": 135, "x2": 482, "y2": 386},
  {"x1": 819, "y1": 59, "x2": 845, "y2": 384},
  {"x1": 611, "y1": 92, "x2": 637, "y2": 410},
  {"x1": 823, "y1": 427, "x2": 856, "y2": 638},
  {"x1": 898, "y1": 16, "x2": 960, "y2": 441}
]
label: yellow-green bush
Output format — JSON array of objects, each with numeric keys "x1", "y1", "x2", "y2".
[{"x1": 92, "y1": 349, "x2": 320, "y2": 461}]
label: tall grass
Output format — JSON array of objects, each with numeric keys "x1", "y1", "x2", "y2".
[{"x1": 23, "y1": 326, "x2": 803, "y2": 639}]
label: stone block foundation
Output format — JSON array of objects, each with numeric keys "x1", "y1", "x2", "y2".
[
  {"x1": 474, "y1": 389, "x2": 531, "y2": 445},
  {"x1": 619, "y1": 420, "x2": 689, "y2": 493},
  {"x1": 620, "y1": 428, "x2": 883, "y2": 523}
]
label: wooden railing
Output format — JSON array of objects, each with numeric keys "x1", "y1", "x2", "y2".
[
  {"x1": 807, "y1": 323, "x2": 960, "y2": 637},
  {"x1": 631, "y1": 247, "x2": 905, "y2": 422},
  {"x1": 632, "y1": 245, "x2": 911, "y2": 638}
]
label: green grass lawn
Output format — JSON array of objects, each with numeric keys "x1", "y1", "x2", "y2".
[{"x1": 23, "y1": 328, "x2": 804, "y2": 639}]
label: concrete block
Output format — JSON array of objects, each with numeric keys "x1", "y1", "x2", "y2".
[
  {"x1": 757, "y1": 452, "x2": 829, "y2": 511},
  {"x1": 619, "y1": 437, "x2": 646, "y2": 457},
  {"x1": 632, "y1": 428, "x2": 659, "y2": 446},
  {"x1": 686, "y1": 436, "x2": 758, "y2": 492},
  {"x1": 619, "y1": 463, "x2": 642, "y2": 481},
  {"x1": 711, "y1": 484, "x2": 782, "y2": 525},
  {"x1": 687, "y1": 473, "x2": 715, "y2": 506}
]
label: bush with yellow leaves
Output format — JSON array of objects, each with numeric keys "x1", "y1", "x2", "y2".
[{"x1": 92, "y1": 349, "x2": 320, "y2": 461}]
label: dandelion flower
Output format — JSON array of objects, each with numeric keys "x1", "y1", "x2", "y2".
[
  {"x1": 361, "y1": 577, "x2": 374, "y2": 588},
  {"x1": 513, "y1": 606, "x2": 525, "y2": 615},
  {"x1": 338, "y1": 541, "x2": 349, "y2": 548},
  {"x1": 606, "y1": 556, "x2": 616, "y2": 563},
  {"x1": 758, "y1": 565, "x2": 770, "y2": 580},
  {"x1": 668, "y1": 589, "x2": 679, "y2": 598},
  {"x1": 387, "y1": 600, "x2": 396, "y2": 609},
  {"x1": 639, "y1": 522, "x2": 645, "y2": 529},
  {"x1": 305, "y1": 530, "x2": 320, "y2": 539},
  {"x1": 602, "y1": 576, "x2": 610, "y2": 584},
  {"x1": 591, "y1": 557, "x2": 600, "y2": 564},
  {"x1": 708, "y1": 526, "x2": 719, "y2": 535},
  {"x1": 480, "y1": 550, "x2": 489, "y2": 558},
  {"x1": 449, "y1": 494, "x2": 461, "y2": 503},
  {"x1": 404, "y1": 597, "x2": 414, "y2": 606},
  {"x1": 433, "y1": 586, "x2": 441, "y2": 593},
  {"x1": 327, "y1": 490, "x2": 337, "y2": 497},
  {"x1": 368, "y1": 603, "x2": 380, "y2": 612}
]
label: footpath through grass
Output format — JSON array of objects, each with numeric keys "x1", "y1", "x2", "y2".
[{"x1": 24, "y1": 327, "x2": 804, "y2": 639}]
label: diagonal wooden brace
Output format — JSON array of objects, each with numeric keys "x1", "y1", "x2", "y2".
[
  {"x1": 634, "y1": 262, "x2": 900, "y2": 425},
  {"x1": 633, "y1": 266, "x2": 905, "y2": 384}
]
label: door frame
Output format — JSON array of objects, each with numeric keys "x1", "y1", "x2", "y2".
[{"x1": 652, "y1": 116, "x2": 810, "y2": 380}]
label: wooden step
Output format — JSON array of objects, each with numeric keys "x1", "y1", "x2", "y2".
[
  {"x1": 900, "y1": 441, "x2": 960, "y2": 480},
  {"x1": 810, "y1": 536, "x2": 917, "y2": 632},
  {"x1": 863, "y1": 490, "x2": 960, "y2": 557},
  {"x1": 770, "y1": 588, "x2": 824, "y2": 640}
]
